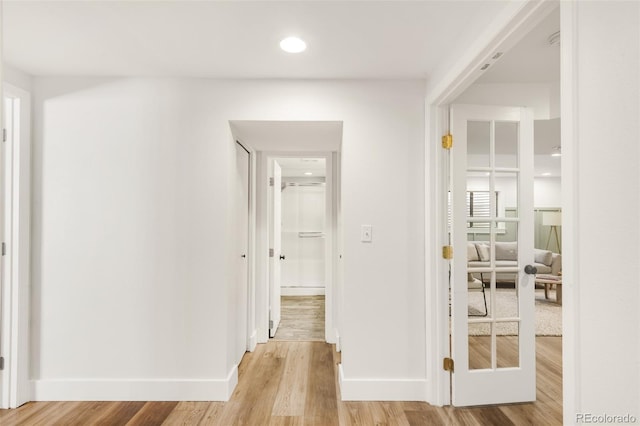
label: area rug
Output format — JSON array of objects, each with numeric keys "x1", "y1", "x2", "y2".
[{"x1": 467, "y1": 288, "x2": 562, "y2": 336}]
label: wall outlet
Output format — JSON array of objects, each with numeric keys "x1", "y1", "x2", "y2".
[{"x1": 361, "y1": 225, "x2": 373, "y2": 242}]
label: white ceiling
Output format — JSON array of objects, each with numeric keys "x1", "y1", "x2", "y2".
[
  {"x1": 2, "y1": 0, "x2": 508, "y2": 79},
  {"x1": 276, "y1": 158, "x2": 326, "y2": 178},
  {"x1": 476, "y1": 8, "x2": 560, "y2": 84}
]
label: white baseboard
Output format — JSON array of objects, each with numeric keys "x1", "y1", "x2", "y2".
[
  {"x1": 281, "y1": 287, "x2": 325, "y2": 296},
  {"x1": 338, "y1": 364, "x2": 426, "y2": 401},
  {"x1": 335, "y1": 329, "x2": 341, "y2": 353},
  {"x1": 248, "y1": 330, "x2": 258, "y2": 352},
  {"x1": 31, "y1": 365, "x2": 239, "y2": 402}
]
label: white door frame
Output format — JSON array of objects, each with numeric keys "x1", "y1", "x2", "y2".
[
  {"x1": 0, "y1": 83, "x2": 32, "y2": 408},
  {"x1": 423, "y1": 0, "x2": 563, "y2": 406},
  {"x1": 234, "y1": 139, "x2": 258, "y2": 353},
  {"x1": 234, "y1": 140, "x2": 252, "y2": 360},
  {"x1": 255, "y1": 151, "x2": 337, "y2": 344}
]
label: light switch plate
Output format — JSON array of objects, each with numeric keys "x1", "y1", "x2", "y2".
[{"x1": 361, "y1": 225, "x2": 373, "y2": 242}]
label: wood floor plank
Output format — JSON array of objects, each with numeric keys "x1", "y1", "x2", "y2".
[
  {"x1": 215, "y1": 354, "x2": 285, "y2": 425},
  {"x1": 194, "y1": 402, "x2": 224, "y2": 425},
  {"x1": 161, "y1": 401, "x2": 209, "y2": 425},
  {"x1": 268, "y1": 415, "x2": 304, "y2": 426},
  {"x1": 0, "y1": 401, "x2": 58, "y2": 425},
  {"x1": 342, "y1": 402, "x2": 376, "y2": 426},
  {"x1": 26, "y1": 401, "x2": 81, "y2": 425},
  {"x1": 93, "y1": 401, "x2": 146, "y2": 425},
  {"x1": 57, "y1": 401, "x2": 118, "y2": 425},
  {"x1": 303, "y1": 343, "x2": 339, "y2": 425},
  {"x1": 271, "y1": 342, "x2": 311, "y2": 416},
  {"x1": 125, "y1": 401, "x2": 179, "y2": 425},
  {"x1": 274, "y1": 296, "x2": 325, "y2": 341}
]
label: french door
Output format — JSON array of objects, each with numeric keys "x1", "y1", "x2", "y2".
[{"x1": 449, "y1": 104, "x2": 536, "y2": 406}]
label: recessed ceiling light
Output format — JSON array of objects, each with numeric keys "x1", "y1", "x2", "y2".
[
  {"x1": 304, "y1": 172, "x2": 313, "y2": 176},
  {"x1": 280, "y1": 37, "x2": 306, "y2": 53}
]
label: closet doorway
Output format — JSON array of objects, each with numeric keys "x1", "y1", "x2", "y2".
[{"x1": 272, "y1": 157, "x2": 327, "y2": 342}]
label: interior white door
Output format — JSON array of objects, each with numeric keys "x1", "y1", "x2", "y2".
[
  {"x1": 450, "y1": 104, "x2": 535, "y2": 406},
  {"x1": 235, "y1": 142, "x2": 250, "y2": 362},
  {"x1": 269, "y1": 161, "x2": 282, "y2": 337}
]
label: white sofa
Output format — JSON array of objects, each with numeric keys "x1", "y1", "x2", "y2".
[{"x1": 468, "y1": 241, "x2": 561, "y2": 283}]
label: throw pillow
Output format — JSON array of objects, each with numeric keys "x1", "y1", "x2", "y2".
[
  {"x1": 475, "y1": 243, "x2": 490, "y2": 261},
  {"x1": 495, "y1": 241, "x2": 518, "y2": 261},
  {"x1": 467, "y1": 243, "x2": 479, "y2": 261}
]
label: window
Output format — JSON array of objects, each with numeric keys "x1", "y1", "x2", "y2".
[
  {"x1": 467, "y1": 191, "x2": 498, "y2": 228},
  {"x1": 447, "y1": 190, "x2": 501, "y2": 231}
]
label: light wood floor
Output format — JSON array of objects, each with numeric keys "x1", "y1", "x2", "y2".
[
  {"x1": 0, "y1": 338, "x2": 562, "y2": 425},
  {"x1": 273, "y1": 296, "x2": 325, "y2": 341}
]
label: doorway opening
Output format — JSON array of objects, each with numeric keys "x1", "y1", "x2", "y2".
[
  {"x1": 425, "y1": 2, "x2": 562, "y2": 412},
  {"x1": 229, "y1": 120, "x2": 343, "y2": 352},
  {"x1": 272, "y1": 157, "x2": 327, "y2": 341},
  {"x1": 448, "y1": 6, "x2": 562, "y2": 407}
]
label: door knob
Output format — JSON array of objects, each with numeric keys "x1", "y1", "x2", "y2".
[
  {"x1": 241, "y1": 254, "x2": 246, "y2": 258},
  {"x1": 524, "y1": 265, "x2": 537, "y2": 275},
  {"x1": 280, "y1": 255, "x2": 286, "y2": 260}
]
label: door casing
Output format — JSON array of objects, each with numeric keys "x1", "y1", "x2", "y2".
[
  {"x1": 423, "y1": 0, "x2": 561, "y2": 406},
  {"x1": 0, "y1": 83, "x2": 32, "y2": 408},
  {"x1": 255, "y1": 151, "x2": 338, "y2": 345}
]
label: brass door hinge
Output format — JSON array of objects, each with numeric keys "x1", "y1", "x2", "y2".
[
  {"x1": 443, "y1": 357, "x2": 454, "y2": 372},
  {"x1": 442, "y1": 245, "x2": 453, "y2": 260},
  {"x1": 442, "y1": 133, "x2": 453, "y2": 149}
]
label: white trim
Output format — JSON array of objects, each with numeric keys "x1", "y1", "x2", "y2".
[
  {"x1": 280, "y1": 287, "x2": 325, "y2": 296},
  {"x1": 31, "y1": 365, "x2": 239, "y2": 402},
  {"x1": 246, "y1": 141, "x2": 257, "y2": 354},
  {"x1": 338, "y1": 364, "x2": 426, "y2": 401},
  {"x1": 424, "y1": 102, "x2": 450, "y2": 406},
  {"x1": 560, "y1": 1, "x2": 579, "y2": 422},
  {"x1": 1, "y1": 83, "x2": 32, "y2": 408},
  {"x1": 247, "y1": 330, "x2": 257, "y2": 353},
  {"x1": 423, "y1": 0, "x2": 560, "y2": 407}
]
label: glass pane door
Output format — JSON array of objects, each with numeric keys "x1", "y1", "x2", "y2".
[{"x1": 450, "y1": 105, "x2": 535, "y2": 406}]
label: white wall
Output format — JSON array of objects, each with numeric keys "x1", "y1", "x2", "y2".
[
  {"x1": 562, "y1": 1, "x2": 640, "y2": 422},
  {"x1": 3, "y1": 64, "x2": 32, "y2": 91},
  {"x1": 281, "y1": 184, "x2": 326, "y2": 289},
  {"x1": 455, "y1": 82, "x2": 560, "y2": 120},
  {"x1": 31, "y1": 78, "x2": 425, "y2": 400}
]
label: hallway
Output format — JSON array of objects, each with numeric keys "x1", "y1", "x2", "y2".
[{"x1": 0, "y1": 338, "x2": 562, "y2": 425}]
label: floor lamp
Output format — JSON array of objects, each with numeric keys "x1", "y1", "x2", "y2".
[{"x1": 543, "y1": 211, "x2": 562, "y2": 253}]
